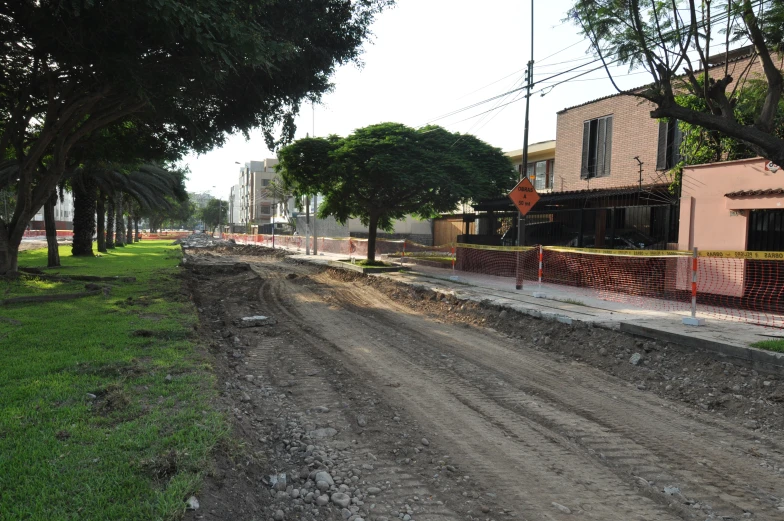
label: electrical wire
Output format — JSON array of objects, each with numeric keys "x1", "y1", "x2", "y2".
[{"x1": 422, "y1": 0, "x2": 761, "y2": 129}]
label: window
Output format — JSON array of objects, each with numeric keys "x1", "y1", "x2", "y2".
[
  {"x1": 580, "y1": 115, "x2": 613, "y2": 179},
  {"x1": 262, "y1": 179, "x2": 270, "y2": 186},
  {"x1": 656, "y1": 119, "x2": 682, "y2": 170},
  {"x1": 525, "y1": 159, "x2": 555, "y2": 190}
]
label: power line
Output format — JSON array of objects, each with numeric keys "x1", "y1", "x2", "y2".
[
  {"x1": 423, "y1": 0, "x2": 761, "y2": 129},
  {"x1": 455, "y1": 68, "x2": 527, "y2": 100}
]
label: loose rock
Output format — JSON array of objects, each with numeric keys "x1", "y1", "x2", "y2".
[
  {"x1": 331, "y1": 492, "x2": 351, "y2": 508},
  {"x1": 310, "y1": 427, "x2": 338, "y2": 439}
]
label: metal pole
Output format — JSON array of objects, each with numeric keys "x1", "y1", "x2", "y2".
[
  {"x1": 218, "y1": 198, "x2": 221, "y2": 239},
  {"x1": 305, "y1": 196, "x2": 310, "y2": 255},
  {"x1": 515, "y1": 0, "x2": 534, "y2": 290},
  {"x1": 312, "y1": 104, "x2": 318, "y2": 256},
  {"x1": 532, "y1": 244, "x2": 546, "y2": 298},
  {"x1": 313, "y1": 194, "x2": 318, "y2": 255},
  {"x1": 682, "y1": 247, "x2": 705, "y2": 326}
]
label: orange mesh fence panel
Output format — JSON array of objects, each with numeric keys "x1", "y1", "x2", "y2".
[
  {"x1": 455, "y1": 244, "x2": 539, "y2": 287},
  {"x1": 689, "y1": 253, "x2": 784, "y2": 328},
  {"x1": 22, "y1": 230, "x2": 74, "y2": 238},
  {"x1": 141, "y1": 231, "x2": 189, "y2": 240},
  {"x1": 540, "y1": 247, "x2": 692, "y2": 313}
]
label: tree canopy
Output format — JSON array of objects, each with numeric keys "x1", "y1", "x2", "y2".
[
  {"x1": 569, "y1": 0, "x2": 784, "y2": 165},
  {"x1": 277, "y1": 123, "x2": 514, "y2": 261},
  {"x1": 200, "y1": 199, "x2": 228, "y2": 232},
  {"x1": 0, "y1": 0, "x2": 392, "y2": 273}
]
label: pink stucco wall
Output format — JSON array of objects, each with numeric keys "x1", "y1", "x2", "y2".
[
  {"x1": 678, "y1": 158, "x2": 784, "y2": 251},
  {"x1": 676, "y1": 158, "x2": 783, "y2": 297}
]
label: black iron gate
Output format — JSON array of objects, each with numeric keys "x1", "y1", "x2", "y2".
[{"x1": 747, "y1": 209, "x2": 784, "y2": 251}]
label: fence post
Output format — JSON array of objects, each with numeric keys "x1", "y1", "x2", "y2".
[
  {"x1": 682, "y1": 247, "x2": 705, "y2": 326},
  {"x1": 533, "y1": 245, "x2": 547, "y2": 298},
  {"x1": 449, "y1": 243, "x2": 459, "y2": 281}
]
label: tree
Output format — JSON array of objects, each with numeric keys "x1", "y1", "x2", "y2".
[
  {"x1": 68, "y1": 163, "x2": 188, "y2": 256},
  {"x1": 146, "y1": 199, "x2": 197, "y2": 233},
  {"x1": 200, "y1": 199, "x2": 228, "y2": 233},
  {"x1": 0, "y1": 0, "x2": 392, "y2": 273},
  {"x1": 569, "y1": 0, "x2": 784, "y2": 165},
  {"x1": 277, "y1": 123, "x2": 515, "y2": 262}
]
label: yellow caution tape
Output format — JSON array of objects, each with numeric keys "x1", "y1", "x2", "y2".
[
  {"x1": 456, "y1": 243, "x2": 536, "y2": 252},
  {"x1": 699, "y1": 250, "x2": 784, "y2": 260},
  {"x1": 543, "y1": 246, "x2": 691, "y2": 257}
]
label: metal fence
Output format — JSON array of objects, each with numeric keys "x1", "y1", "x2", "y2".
[{"x1": 461, "y1": 203, "x2": 680, "y2": 250}]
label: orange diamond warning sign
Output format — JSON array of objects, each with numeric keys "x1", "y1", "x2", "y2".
[{"x1": 508, "y1": 177, "x2": 540, "y2": 216}]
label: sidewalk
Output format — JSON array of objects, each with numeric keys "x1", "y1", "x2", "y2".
[{"x1": 257, "y1": 241, "x2": 784, "y2": 373}]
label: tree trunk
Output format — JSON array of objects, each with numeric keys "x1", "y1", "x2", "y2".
[
  {"x1": 96, "y1": 192, "x2": 107, "y2": 253},
  {"x1": 106, "y1": 197, "x2": 115, "y2": 249},
  {"x1": 125, "y1": 204, "x2": 133, "y2": 245},
  {"x1": 367, "y1": 214, "x2": 379, "y2": 263},
  {"x1": 71, "y1": 177, "x2": 97, "y2": 257},
  {"x1": 134, "y1": 216, "x2": 140, "y2": 242},
  {"x1": 44, "y1": 191, "x2": 60, "y2": 268},
  {"x1": 115, "y1": 192, "x2": 125, "y2": 247}
]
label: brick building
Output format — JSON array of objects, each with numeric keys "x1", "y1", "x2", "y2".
[
  {"x1": 554, "y1": 46, "x2": 768, "y2": 193},
  {"x1": 467, "y1": 47, "x2": 778, "y2": 249}
]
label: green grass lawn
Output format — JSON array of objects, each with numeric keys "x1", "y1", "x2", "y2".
[
  {"x1": 0, "y1": 241, "x2": 226, "y2": 521},
  {"x1": 751, "y1": 339, "x2": 784, "y2": 352}
]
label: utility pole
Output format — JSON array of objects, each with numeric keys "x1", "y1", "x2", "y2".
[
  {"x1": 312, "y1": 102, "x2": 318, "y2": 256},
  {"x1": 305, "y1": 195, "x2": 310, "y2": 255},
  {"x1": 515, "y1": 0, "x2": 534, "y2": 290}
]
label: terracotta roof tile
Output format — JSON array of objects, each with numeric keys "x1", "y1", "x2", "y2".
[{"x1": 725, "y1": 188, "x2": 784, "y2": 197}]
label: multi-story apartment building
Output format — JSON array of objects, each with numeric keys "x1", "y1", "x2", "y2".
[
  {"x1": 238, "y1": 159, "x2": 278, "y2": 229},
  {"x1": 228, "y1": 184, "x2": 242, "y2": 231}
]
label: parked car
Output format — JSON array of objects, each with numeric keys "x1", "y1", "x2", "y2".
[
  {"x1": 567, "y1": 229, "x2": 660, "y2": 249},
  {"x1": 501, "y1": 222, "x2": 576, "y2": 247}
]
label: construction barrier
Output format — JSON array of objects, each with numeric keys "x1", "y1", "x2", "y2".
[
  {"x1": 139, "y1": 231, "x2": 190, "y2": 240},
  {"x1": 22, "y1": 230, "x2": 74, "y2": 238},
  {"x1": 219, "y1": 233, "x2": 784, "y2": 328}
]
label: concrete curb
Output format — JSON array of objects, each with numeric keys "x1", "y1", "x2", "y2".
[
  {"x1": 327, "y1": 260, "x2": 409, "y2": 274},
  {"x1": 619, "y1": 323, "x2": 784, "y2": 375}
]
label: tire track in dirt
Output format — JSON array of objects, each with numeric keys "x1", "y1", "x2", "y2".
[
  {"x1": 286, "y1": 269, "x2": 784, "y2": 520},
  {"x1": 324, "y1": 276, "x2": 784, "y2": 514},
  {"x1": 266, "y1": 270, "x2": 680, "y2": 521},
  {"x1": 251, "y1": 264, "x2": 465, "y2": 521}
]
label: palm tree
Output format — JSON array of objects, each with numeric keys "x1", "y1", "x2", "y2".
[{"x1": 69, "y1": 163, "x2": 187, "y2": 255}]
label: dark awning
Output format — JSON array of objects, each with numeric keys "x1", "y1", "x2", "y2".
[{"x1": 472, "y1": 185, "x2": 670, "y2": 211}]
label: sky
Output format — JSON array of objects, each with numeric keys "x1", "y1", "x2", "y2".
[{"x1": 183, "y1": 0, "x2": 655, "y2": 200}]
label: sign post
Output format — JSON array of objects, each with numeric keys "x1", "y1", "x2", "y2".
[{"x1": 508, "y1": 177, "x2": 540, "y2": 290}]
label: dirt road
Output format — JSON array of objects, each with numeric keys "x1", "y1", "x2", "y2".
[{"x1": 184, "y1": 246, "x2": 784, "y2": 521}]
